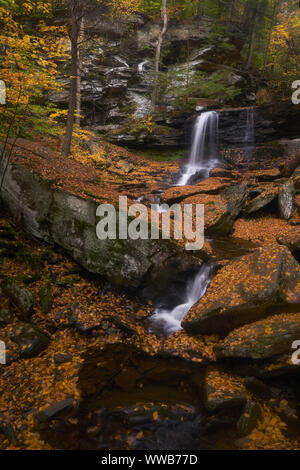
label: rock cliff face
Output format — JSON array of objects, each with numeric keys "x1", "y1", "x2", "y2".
[{"x1": 50, "y1": 9, "x2": 300, "y2": 151}]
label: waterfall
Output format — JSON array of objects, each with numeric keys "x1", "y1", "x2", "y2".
[
  {"x1": 150, "y1": 262, "x2": 215, "y2": 336},
  {"x1": 138, "y1": 60, "x2": 149, "y2": 73},
  {"x1": 178, "y1": 111, "x2": 219, "y2": 186},
  {"x1": 244, "y1": 108, "x2": 255, "y2": 151}
]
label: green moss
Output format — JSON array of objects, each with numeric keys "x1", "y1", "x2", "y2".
[{"x1": 137, "y1": 149, "x2": 185, "y2": 162}]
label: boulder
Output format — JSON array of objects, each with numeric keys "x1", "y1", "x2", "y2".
[
  {"x1": 181, "y1": 183, "x2": 248, "y2": 236},
  {"x1": 278, "y1": 181, "x2": 295, "y2": 220},
  {"x1": 182, "y1": 246, "x2": 300, "y2": 335},
  {"x1": 10, "y1": 323, "x2": 50, "y2": 358},
  {"x1": 203, "y1": 366, "x2": 246, "y2": 413},
  {"x1": 215, "y1": 313, "x2": 300, "y2": 360}
]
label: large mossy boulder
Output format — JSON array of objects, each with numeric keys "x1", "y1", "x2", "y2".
[
  {"x1": 182, "y1": 246, "x2": 300, "y2": 335},
  {"x1": 0, "y1": 159, "x2": 199, "y2": 290}
]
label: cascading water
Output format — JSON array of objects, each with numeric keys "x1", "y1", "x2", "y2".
[
  {"x1": 177, "y1": 111, "x2": 219, "y2": 186},
  {"x1": 150, "y1": 262, "x2": 215, "y2": 336},
  {"x1": 244, "y1": 108, "x2": 255, "y2": 152}
]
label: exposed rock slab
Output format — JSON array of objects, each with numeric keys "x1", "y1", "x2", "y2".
[
  {"x1": 161, "y1": 178, "x2": 231, "y2": 204},
  {"x1": 182, "y1": 246, "x2": 300, "y2": 335}
]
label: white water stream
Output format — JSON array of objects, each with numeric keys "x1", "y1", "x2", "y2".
[{"x1": 150, "y1": 262, "x2": 215, "y2": 335}]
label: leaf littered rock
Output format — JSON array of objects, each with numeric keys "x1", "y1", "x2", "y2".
[
  {"x1": 203, "y1": 366, "x2": 246, "y2": 413},
  {"x1": 183, "y1": 246, "x2": 300, "y2": 335},
  {"x1": 215, "y1": 313, "x2": 300, "y2": 360}
]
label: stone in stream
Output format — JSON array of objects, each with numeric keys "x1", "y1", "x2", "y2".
[
  {"x1": 278, "y1": 181, "x2": 295, "y2": 220},
  {"x1": 215, "y1": 313, "x2": 300, "y2": 360},
  {"x1": 182, "y1": 246, "x2": 300, "y2": 335},
  {"x1": 203, "y1": 366, "x2": 246, "y2": 413},
  {"x1": 2, "y1": 278, "x2": 34, "y2": 318},
  {"x1": 10, "y1": 323, "x2": 50, "y2": 358}
]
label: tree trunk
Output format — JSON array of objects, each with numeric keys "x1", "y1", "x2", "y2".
[
  {"x1": 62, "y1": 0, "x2": 82, "y2": 158},
  {"x1": 151, "y1": 0, "x2": 168, "y2": 114},
  {"x1": 75, "y1": 16, "x2": 84, "y2": 128},
  {"x1": 241, "y1": 0, "x2": 253, "y2": 36},
  {"x1": 246, "y1": 6, "x2": 259, "y2": 69}
]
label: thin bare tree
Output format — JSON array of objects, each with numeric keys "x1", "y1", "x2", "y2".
[{"x1": 151, "y1": 0, "x2": 168, "y2": 113}]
